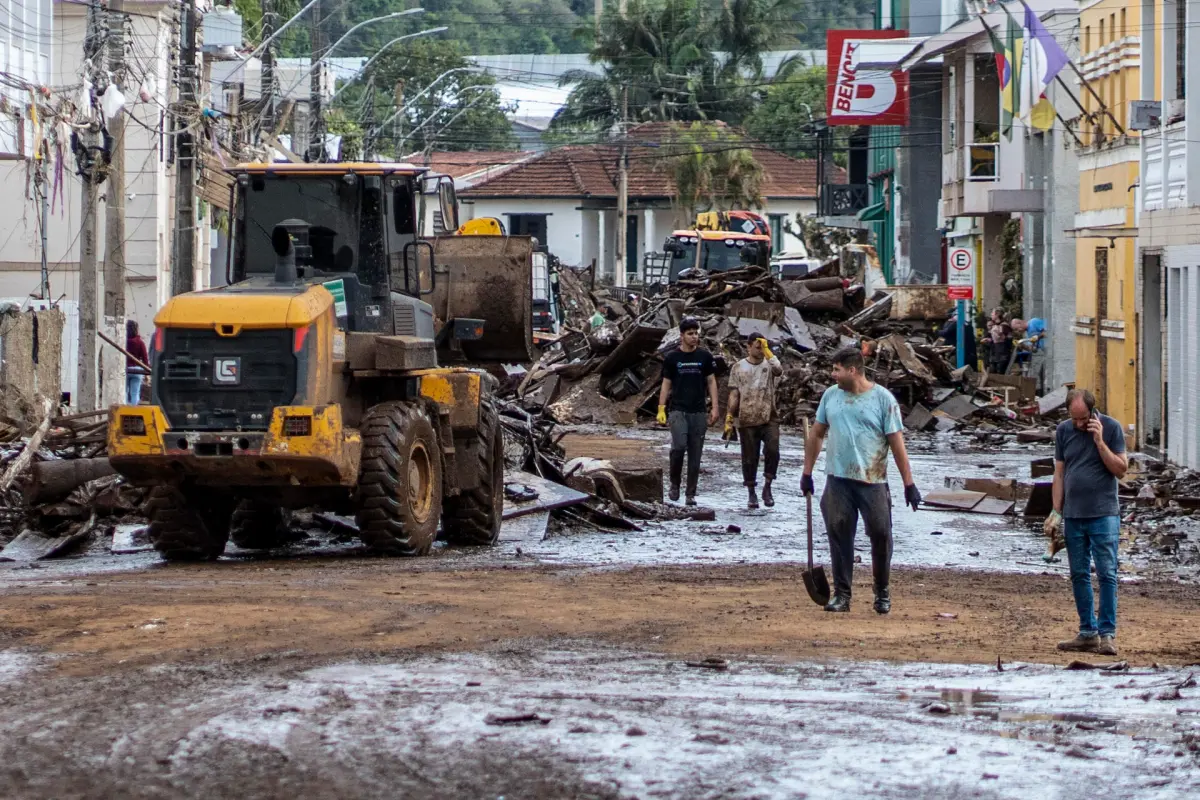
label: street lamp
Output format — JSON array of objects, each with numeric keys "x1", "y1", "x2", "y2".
[
  {"x1": 330, "y1": 27, "x2": 449, "y2": 103},
  {"x1": 280, "y1": 8, "x2": 428, "y2": 96},
  {"x1": 374, "y1": 67, "x2": 482, "y2": 132},
  {"x1": 398, "y1": 88, "x2": 489, "y2": 153}
]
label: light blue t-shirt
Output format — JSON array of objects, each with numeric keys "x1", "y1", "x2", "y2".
[{"x1": 815, "y1": 384, "x2": 904, "y2": 484}]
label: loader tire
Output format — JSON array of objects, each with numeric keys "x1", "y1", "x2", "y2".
[
  {"x1": 355, "y1": 402, "x2": 443, "y2": 556},
  {"x1": 146, "y1": 486, "x2": 232, "y2": 562},
  {"x1": 229, "y1": 501, "x2": 292, "y2": 550},
  {"x1": 442, "y1": 399, "x2": 504, "y2": 546}
]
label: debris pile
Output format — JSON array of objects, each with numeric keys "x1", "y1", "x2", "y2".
[
  {"x1": 517, "y1": 260, "x2": 1069, "y2": 435},
  {"x1": 1, "y1": 406, "x2": 145, "y2": 561}
]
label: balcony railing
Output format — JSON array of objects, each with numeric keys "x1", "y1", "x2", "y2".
[
  {"x1": 965, "y1": 143, "x2": 998, "y2": 181},
  {"x1": 819, "y1": 183, "x2": 870, "y2": 217}
]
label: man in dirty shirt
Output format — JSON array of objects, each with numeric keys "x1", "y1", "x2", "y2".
[
  {"x1": 801, "y1": 347, "x2": 921, "y2": 614},
  {"x1": 726, "y1": 334, "x2": 783, "y2": 509}
]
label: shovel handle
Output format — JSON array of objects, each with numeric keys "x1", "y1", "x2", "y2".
[{"x1": 802, "y1": 416, "x2": 814, "y2": 570}]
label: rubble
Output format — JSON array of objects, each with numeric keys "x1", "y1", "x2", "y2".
[{"x1": 518, "y1": 259, "x2": 1074, "y2": 435}]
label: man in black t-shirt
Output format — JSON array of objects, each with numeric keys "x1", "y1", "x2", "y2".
[{"x1": 656, "y1": 318, "x2": 719, "y2": 505}]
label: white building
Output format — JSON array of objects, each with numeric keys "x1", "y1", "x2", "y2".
[{"x1": 459, "y1": 123, "x2": 833, "y2": 279}]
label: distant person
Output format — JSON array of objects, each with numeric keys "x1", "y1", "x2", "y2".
[
  {"x1": 125, "y1": 319, "x2": 150, "y2": 405},
  {"x1": 1052, "y1": 389, "x2": 1127, "y2": 657},
  {"x1": 726, "y1": 334, "x2": 783, "y2": 509},
  {"x1": 657, "y1": 317, "x2": 719, "y2": 505},
  {"x1": 937, "y1": 310, "x2": 977, "y2": 370},
  {"x1": 988, "y1": 323, "x2": 1012, "y2": 374},
  {"x1": 801, "y1": 347, "x2": 922, "y2": 614}
]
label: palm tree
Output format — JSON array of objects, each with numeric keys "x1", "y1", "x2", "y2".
[
  {"x1": 549, "y1": 0, "x2": 802, "y2": 134},
  {"x1": 668, "y1": 123, "x2": 764, "y2": 214}
]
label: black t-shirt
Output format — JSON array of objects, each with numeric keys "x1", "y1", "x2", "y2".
[{"x1": 663, "y1": 347, "x2": 715, "y2": 413}]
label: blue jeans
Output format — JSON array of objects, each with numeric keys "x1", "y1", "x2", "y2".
[
  {"x1": 1064, "y1": 515, "x2": 1120, "y2": 637},
  {"x1": 126, "y1": 374, "x2": 144, "y2": 405}
]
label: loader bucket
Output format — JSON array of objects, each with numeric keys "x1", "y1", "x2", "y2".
[{"x1": 423, "y1": 235, "x2": 536, "y2": 364}]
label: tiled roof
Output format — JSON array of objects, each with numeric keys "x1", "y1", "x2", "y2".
[{"x1": 462, "y1": 122, "x2": 843, "y2": 200}]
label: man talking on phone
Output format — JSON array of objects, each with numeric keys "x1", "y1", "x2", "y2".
[{"x1": 1051, "y1": 389, "x2": 1127, "y2": 656}]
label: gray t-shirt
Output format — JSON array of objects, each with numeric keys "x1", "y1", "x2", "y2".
[{"x1": 1054, "y1": 414, "x2": 1126, "y2": 519}]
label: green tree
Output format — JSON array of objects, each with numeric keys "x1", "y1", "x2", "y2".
[
  {"x1": 549, "y1": 0, "x2": 802, "y2": 134},
  {"x1": 667, "y1": 123, "x2": 765, "y2": 213},
  {"x1": 743, "y1": 62, "x2": 825, "y2": 156},
  {"x1": 336, "y1": 39, "x2": 517, "y2": 154}
]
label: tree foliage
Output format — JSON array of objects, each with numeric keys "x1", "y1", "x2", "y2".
[
  {"x1": 549, "y1": 0, "x2": 803, "y2": 134},
  {"x1": 667, "y1": 124, "x2": 764, "y2": 212}
]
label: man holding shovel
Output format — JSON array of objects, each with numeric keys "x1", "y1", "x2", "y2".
[{"x1": 801, "y1": 347, "x2": 921, "y2": 613}]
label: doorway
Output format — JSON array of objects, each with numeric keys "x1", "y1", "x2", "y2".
[
  {"x1": 1142, "y1": 252, "x2": 1164, "y2": 455},
  {"x1": 625, "y1": 214, "x2": 639, "y2": 279},
  {"x1": 507, "y1": 214, "x2": 549, "y2": 250}
]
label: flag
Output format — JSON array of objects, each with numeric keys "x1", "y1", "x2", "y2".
[
  {"x1": 1030, "y1": 94, "x2": 1056, "y2": 131},
  {"x1": 984, "y1": 20, "x2": 1015, "y2": 138},
  {"x1": 1019, "y1": 2, "x2": 1069, "y2": 119}
]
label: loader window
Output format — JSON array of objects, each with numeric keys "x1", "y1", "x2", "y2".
[
  {"x1": 237, "y1": 175, "x2": 360, "y2": 276},
  {"x1": 392, "y1": 180, "x2": 417, "y2": 235}
]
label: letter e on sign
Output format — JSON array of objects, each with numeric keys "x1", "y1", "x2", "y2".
[{"x1": 947, "y1": 247, "x2": 974, "y2": 299}]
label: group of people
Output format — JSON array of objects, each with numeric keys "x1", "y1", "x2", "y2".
[
  {"x1": 657, "y1": 318, "x2": 922, "y2": 614},
  {"x1": 937, "y1": 307, "x2": 1046, "y2": 380},
  {"x1": 656, "y1": 318, "x2": 1128, "y2": 655}
]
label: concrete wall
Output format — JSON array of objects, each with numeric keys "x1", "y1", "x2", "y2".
[
  {"x1": 0, "y1": 306, "x2": 63, "y2": 422},
  {"x1": 0, "y1": 3, "x2": 172, "y2": 342}
]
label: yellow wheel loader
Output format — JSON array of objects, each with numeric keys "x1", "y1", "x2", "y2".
[{"x1": 106, "y1": 162, "x2": 534, "y2": 561}]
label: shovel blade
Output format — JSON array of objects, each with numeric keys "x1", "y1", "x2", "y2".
[{"x1": 803, "y1": 566, "x2": 831, "y2": 606}]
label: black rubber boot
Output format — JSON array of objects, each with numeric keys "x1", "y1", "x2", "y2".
[
  {"x1": 873, "y1": 585, "x2": 891, "y2": 615},
  {"x1": 747, "y1": 487, "x2": 759, "y2": 509},
  {"x1": 762, "y1": 481, "x2": 774, "y2": 507},
  {"x1": 824, "y1": 594, "x2": 851, "y2": 613},
  {"x1": 668, "y1": 484, "x2": 680, "y2": 502}
]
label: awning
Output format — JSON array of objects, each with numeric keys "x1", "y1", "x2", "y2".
[
  {"x1": 857, "y1": 202, "x2": 887, "y2": 222},
  {"x1": 852, "y1": 37, "x2": 928, "y2": 70},
  {"x1": 899, "y1": 0, "x2": 1063, "y2": 70}
]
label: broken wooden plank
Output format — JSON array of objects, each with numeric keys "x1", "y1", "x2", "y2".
[
  {"x1": 881, "y1": 333, "x2": 935, "y2": 382},
  {"x1": 1017, "y1": 429, "x2": 1055, "y2": 444},
  {"x1": 1037, "y1": 385, "x2": 1069, "y2": 415},
  {"x1": 904, "y1": 403, "x2": 935, "y2": 432},
  {"x1": 596, "y1": 324, "x2": 667, "y2": 376},
  {"x1": 0, "y1": 525, "x2": 91, "y2": 562},
  {"x1": 502, "y1": 471, "x2": 590, "y2": 520},
  {"x1": 933, "y1": 394, "x2": 978, "y2": 421},
  {"x1": 922, "y1": 489, "x2": 986, "y2": 510},
  {"x1": 1022, "y1": 482, "x2": 1054, "y2": 518},
  {"x1": 499, "y1": 511, "x2": 551, "y2": 543},
  {"x1": 944, "y1": 477, "x2": 1018, "y2": 501},
  {"x1": 1030, "y1": 456, "x2": 1055, "y2": 478},
  {"x1": 973, "y1": 496, "x2": 1016, "y2": 515}
]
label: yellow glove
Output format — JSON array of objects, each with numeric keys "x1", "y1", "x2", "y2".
[
  {"x1": 724, "y1": 412, "x2": 735, "y2": 437},
  {"x1": 656, "y1": 405, "x2": 668, "y2": 425},
  {"x1": 762, "y1": 342, "x2": 776, "y2": 361}
]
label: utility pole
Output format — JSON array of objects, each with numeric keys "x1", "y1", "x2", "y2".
[
  {"x1": 171, "y1": 0, "x2": 198, "y2": 296},
  {"x1": 102, "y1": 0, "x2": 128, "y2": 408},
  {"x1": 613, "y1": 0, "x2": 628, "y2": 288},
  {"x1": 308, "y1": 0, "x2": 325, "y2": 161},
  {"x1": 261, "y1": 0, "x2": 276, "y2": 132},
  {"x1": 77, "y1": 0, "x2": 106, "y2": 411},
  {"x1": 104, "y1": 0, "x2": 126, "y2": 321}
]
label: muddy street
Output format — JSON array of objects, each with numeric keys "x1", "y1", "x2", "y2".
[{"x1": 2, "y1": 427, "x2": 1200, "y2": 798}]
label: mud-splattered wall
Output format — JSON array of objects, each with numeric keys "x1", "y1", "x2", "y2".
[{"x1": 0, "y1": 306, "x2": 64, "y2": 425}]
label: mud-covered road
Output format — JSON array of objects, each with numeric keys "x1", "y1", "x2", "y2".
[{"x1": 1, "y1": 427, "x2": 1199, "y2": 798}]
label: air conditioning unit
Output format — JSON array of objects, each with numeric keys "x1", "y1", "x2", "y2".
[{"x1": 1129, "y1": 100, "x2": 1161, "y2": 131}]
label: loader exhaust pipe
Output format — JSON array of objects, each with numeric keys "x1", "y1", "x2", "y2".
[{"x1": 272, "y1": 225, "x2": 297, "y2": 284}]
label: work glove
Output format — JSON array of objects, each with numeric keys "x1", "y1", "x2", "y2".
[
  {"x1": 904, "y1": 484, "x2": 922, "y2": 511},
  {"x1": 762, "y1": 342, "x2": 776, "y2": 361},
  {"x1": 1043, "y1": 510, "x2": 1066, "y2": 560},
  {"x1": 800, "y1": 474, "x2": 815, "y2": 497},
  {"x1": 656, "y1": 405, "x2": 668, "y2": 425},
  {"x1": 722, "y1": 413, "x2": 736, "y2": 442}
]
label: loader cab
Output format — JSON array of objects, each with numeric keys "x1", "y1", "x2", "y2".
[
  {"x1": 663, "y1": 230, "x2": 770, "y2": 281},
  {"x1": 228, "y1": 163, "x2": 438, "y2": 334}
]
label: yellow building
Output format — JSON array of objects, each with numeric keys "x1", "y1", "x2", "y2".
[{"x1": 1071, "y1": 0, "x2": 1142, "y2": 426}]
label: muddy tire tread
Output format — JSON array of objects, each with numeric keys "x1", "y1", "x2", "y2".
[
  {"x1": 442, "y1": 398, "x2": 504, "y2": 546},
  {"x1": 229, "y1": 502, "x2": 291, "y2": 550},
  {"x1": 146, "y1": 486, "x2": 229, "y2": 562},
  {"x1": 354, "y1": 402, "x2": 441, "y2": 556}
]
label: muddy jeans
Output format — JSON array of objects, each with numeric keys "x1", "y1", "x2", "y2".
[
  {"x1": 1064, "y1": 515, "x2": 1119, "y2": 638},
  {"x1": 668, "y1": 411, "x2": 707, "y2": 495},
  {"x1": 738, "y1": 422, "x2": 779, "y2": 487},
  {"x1": 820, "y1": 476, "x2": 893, "y2": 598}
]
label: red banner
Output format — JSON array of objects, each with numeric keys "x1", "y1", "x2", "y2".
[{"x1": 826, "y1": 30, "x2": 910, "y2": 126}]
